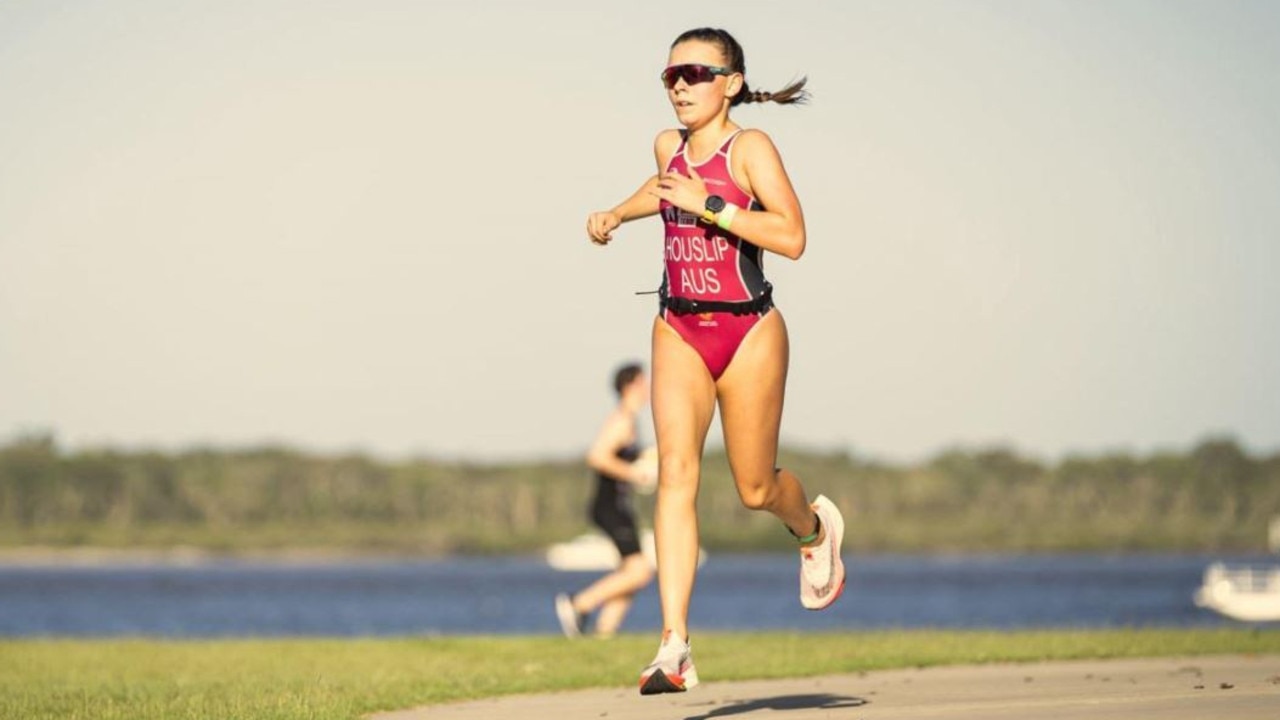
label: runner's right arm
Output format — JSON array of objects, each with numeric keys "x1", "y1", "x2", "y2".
[{"x1": 586, "y1": 131, "x2": 682, "y2": 244}]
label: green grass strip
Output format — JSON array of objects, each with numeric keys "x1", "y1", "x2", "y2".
[{"x1": 1, "y1": 630, "x2": 1276, "y2": 720}]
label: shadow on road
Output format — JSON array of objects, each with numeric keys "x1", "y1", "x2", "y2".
[{"x1": 683, "y1": 693, "x2": 868, "y2": 719}]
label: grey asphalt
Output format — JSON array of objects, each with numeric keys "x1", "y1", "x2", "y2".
[{"x1": 371, "y1": 654, "x2": 1279, "y2": 720}]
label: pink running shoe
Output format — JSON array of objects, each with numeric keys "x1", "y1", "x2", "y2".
[
  {"x1": 638, "y1": 630, "x2": 699, "y2": 695},
  {"x1": 799, "y1": 495, "x2": 846, "y2": 610}
]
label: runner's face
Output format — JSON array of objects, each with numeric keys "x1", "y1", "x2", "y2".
[
  {"x1": 625, "y1": 374, "x2": 649, "y2": 406},
  {"x1": 666, "y1": 41, "x2": 737, "y2": 127}
]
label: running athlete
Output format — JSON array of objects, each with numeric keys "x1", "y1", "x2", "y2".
[
  {"x1": 555, "y1": 363, "x2": 656, "y2": 638},
  {"x1": 585, "y1": 28, "x2": 847, "y2": 695}
]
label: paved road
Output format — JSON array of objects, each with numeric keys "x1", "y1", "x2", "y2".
[{"x1": 372, "y1": 654, "x2": 1280, "y2": 720}]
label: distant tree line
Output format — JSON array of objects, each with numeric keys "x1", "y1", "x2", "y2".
[{"x1": 0, "y1": 434, "x2": 1275, "y2": 554}]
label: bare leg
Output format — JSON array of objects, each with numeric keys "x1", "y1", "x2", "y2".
[
  {"x1": 651, "y1": 318, "x2": 717, "y2": 642},
  {"x1": 594, "y1": 595, "x2": 633, "y2": 637},
  {"x1": 572, "y1": 553, "x2": 653, "y2": 616},
  {"x1": 717, "y1": 310, "x2": 821, "y2": 541}
]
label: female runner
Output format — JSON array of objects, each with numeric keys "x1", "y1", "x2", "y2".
[{"x1": 586, "y1": 28, "x2": 846, "y2": 695}]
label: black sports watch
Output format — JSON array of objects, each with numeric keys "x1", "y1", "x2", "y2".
[{"x1": 704, "y1": 194, "x2": 727, "y2": 214}]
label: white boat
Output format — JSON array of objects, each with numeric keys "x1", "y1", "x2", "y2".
[
  {"x1": 545, "y1": 530, "x2": 706, "y2": 571},
  {"x1": 1193, "y1": 562, "x2": 1280, "y2": 622}
]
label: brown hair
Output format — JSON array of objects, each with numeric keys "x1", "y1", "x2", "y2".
[
  {"x1": 613, "y1": 362, "x2": 644, "y2": 397},
  {"x1": 671, "y1": 27, "x2": 810, "y2": 106}
]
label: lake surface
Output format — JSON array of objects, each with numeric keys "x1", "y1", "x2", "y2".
[{"x1": 0, "y1": 553, "x2": 1267, "y2": 637}]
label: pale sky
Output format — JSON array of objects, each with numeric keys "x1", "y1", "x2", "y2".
[{"x1": 2, "y1": 0, "x2": 1278, "y2": 462}]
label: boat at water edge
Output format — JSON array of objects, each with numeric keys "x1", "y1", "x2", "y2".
[
  {"x1": 545, "y1": 531, "x2": 707, "y2": 572},
  {"x1": 1194, "y1": 517, "x2": 1280, "y2": 623},
  {"x1": 1193, "y1": 562, "x2": 1280, "y2": 622}
]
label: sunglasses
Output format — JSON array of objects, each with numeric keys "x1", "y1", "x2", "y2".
[{"x1": 660, "y1": 64, "x2": 734, "y2": 89}]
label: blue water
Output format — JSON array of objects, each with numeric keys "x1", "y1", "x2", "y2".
[{"x1": 0, "y1": 554, "x2": 1266, "y2": 637}]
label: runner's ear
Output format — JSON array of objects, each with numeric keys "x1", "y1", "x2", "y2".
[{"x1": 725, "y1": 73, "x2": 744, "y2": 101}]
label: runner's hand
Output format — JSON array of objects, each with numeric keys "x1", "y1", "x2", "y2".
[
  {"x1": 651, "y1": 166, "x2": 709, "y2": 217},
  {"x1": 587, "y1": 210, "x2": 622, "y2": 245},
  {"x1": 629, "y1": 462, "x2": 658, "y2": 494}
]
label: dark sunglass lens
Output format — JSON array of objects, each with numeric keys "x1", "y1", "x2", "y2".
[
  {"x1": 663, "y1": 64, "x2": 718, "y2": 89},
  {"x1": 684, "y1": 65, "x2": 713, "y2": 84}
]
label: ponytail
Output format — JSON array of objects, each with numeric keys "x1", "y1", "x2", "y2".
[{"x1": 736, "y1": 77, "x2": 810, "y2": 106}]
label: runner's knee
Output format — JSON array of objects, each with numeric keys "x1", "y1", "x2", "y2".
[
  {"x1": 658, "y1": 454, "x2": 699, "y2": 489},
  {"x1": 628, "y1": 561, "x2": 655, "y2": 584},
  {"x1": 735, "y1": 469, "x2": 780, "y2": 511}
]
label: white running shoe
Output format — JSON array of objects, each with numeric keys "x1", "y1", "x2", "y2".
[
  {"x1": 554, "y1": 593, "x2": 585, "y2": 639},
  {"x1": 638, "y1": 630, "x2": 699, "y2": 695},
  {"x1": 799, "y1": 495, "x2": 846, "y2": 610}
]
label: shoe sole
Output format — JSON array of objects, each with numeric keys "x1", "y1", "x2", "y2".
[
  {"x1": 639, "y1": 670, "x2": 686, "y2": 695},
  {"x1": 639, "y1": 663, "x2": 699, "y2": 695},
  {"x1": 810, "y1": 575, "x2": 846, "y2": 610},
  {"x1": 802, "y1": 495, "x2": 846, "y2": 611}
]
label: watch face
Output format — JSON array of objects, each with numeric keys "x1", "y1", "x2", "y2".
[{"x1": 705, "y1": 194, "x2": 727, "y2": 213}]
